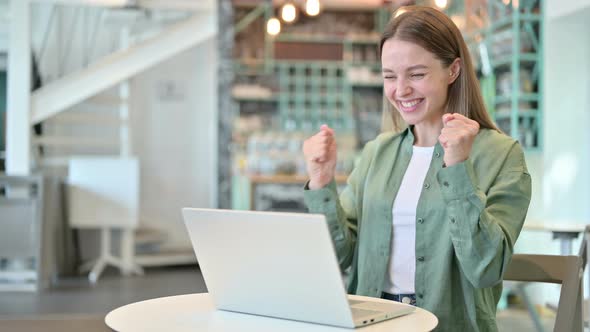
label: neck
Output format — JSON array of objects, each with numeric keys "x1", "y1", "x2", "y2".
[{"x1": 412, "y1": 121, "x2": 443, "y2": 147}]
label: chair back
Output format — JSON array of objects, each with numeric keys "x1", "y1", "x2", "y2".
[{"x1": 505, "y1": 251, "x2": 584, "y2": 331}]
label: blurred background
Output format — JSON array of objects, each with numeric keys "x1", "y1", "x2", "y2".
[{"x1": 0, "y1": 0, "x2": 588, "y2": 331}]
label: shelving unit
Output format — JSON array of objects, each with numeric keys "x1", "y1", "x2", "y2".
[
  {"x1": 464, "y1": 0, "x2": 543, "y2": 150},
  {"x1": 231, "y1": 5, "x2": 387, "y2": 211},
  {"x1": 233, "y1": 7, "x2": 386, "y2": 133},
  {"x1": 276, "y1": 61, "x2": 351, "y2": 132}
]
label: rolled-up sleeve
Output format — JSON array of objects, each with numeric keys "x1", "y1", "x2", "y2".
[
  {"x1": 436, "y1": 142, "x2": 532, "y2": 288},
  {"x1": 303, "y1": 141, "x2": 376, "y2": 270}
]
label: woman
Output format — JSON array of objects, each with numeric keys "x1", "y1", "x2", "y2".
[{"x1": 302, "y1": 6, "x2": 531, "y2": 332}]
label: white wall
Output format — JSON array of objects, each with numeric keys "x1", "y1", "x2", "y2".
[
  {"x1": 546, "y1": 0, "x2": 590, "y2": 20},
  {"x1": 131, "y1": 38, "x2": 218, "y2": 249},
  {"x1": 541, "y1": 8, "x2": 590, "y2": 223}
]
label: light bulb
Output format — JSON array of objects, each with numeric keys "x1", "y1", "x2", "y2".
[
  {"x1": 305, "y1": 0, "x2": 321, "y2": 16},
  {"x1": 434, "y1": 0, "x2": 448, "y2": 9},
  {"x1": 281, "y1": 3, "x2": 297, "y2": 23},
  {"x1": 267, "y1": 17, "x2": 281, "y2": 36}
]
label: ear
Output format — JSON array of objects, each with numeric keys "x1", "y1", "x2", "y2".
[{"x1": 448, "y1": 58, "x2": 461, "y2": 84}]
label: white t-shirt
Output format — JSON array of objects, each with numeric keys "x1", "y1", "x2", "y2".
[{"x1": 382, "y1": 145, "x2": 434, "y2": 294}]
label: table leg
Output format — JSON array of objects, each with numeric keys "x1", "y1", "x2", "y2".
[{"x1": 552, "y1": 232, "x2": 578, "y2": 256}]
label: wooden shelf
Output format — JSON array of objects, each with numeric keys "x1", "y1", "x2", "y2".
[{"x1": 247, "y1": 174, "x2": 349, "y2": 210}]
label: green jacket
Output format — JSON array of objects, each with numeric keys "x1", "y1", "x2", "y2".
[{"x1": 303, "y1": 127, "x2": 532, "y2": 331}]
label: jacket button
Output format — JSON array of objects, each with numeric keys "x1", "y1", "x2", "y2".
[
  {"x1": 451, "y1": 217, "x2": 456, "y2": 223},
  {"x1": 418, "y1": 293, "x2": 423, "y2": 299},
  {"x1": 323, "y1": 197, "x2": 330, "y2": 203},
  {"x1": 435, "y1": 152, "x2": 440, "y2": 158},
  {"x1": 417, "y1": 218, "x2": 424, "y2": 224},
  {"x1": 418, "y1": 256, "x2": 425, "y2": 262},
  {"x1": 443, "y1": 181, "x2": 449, "y2": 187},
  {"x1": 424, "y1": 183, "x2": 430, "y2": 189}
]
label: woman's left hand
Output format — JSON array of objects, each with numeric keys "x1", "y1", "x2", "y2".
[{"x1": 438, "y1": 113, "x2": 480, "y2": 167}]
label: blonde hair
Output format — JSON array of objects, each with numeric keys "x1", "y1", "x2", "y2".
[{"x1": 379, "y1": 6, "x2": 498, "y2": 133}]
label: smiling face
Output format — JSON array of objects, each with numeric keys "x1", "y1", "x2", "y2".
[{"x1": 381, "y1": 38, "x2": 457, "y2": 133}]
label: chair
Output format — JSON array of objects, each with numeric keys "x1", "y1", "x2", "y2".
[
  {"x1": 0, "y1": 175, "x2": 46, "y2": 291},
  {"x1": 67, "y1": 157, "x2": 143, "y2": 283},
  {"x1": 504, "y1": 237, "x2": 586, "y2": 332}
]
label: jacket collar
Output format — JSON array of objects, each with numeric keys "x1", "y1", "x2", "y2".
[{"x1": 401, "y1": 125, "x2": 445, "y2": 159}]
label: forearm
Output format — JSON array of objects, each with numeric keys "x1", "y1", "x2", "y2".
[{"x1": 303, "y1": 180, "x2": 357, "y2": 270}]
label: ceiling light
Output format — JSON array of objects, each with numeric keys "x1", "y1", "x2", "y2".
[
  {"x1": 266, "y1": 17, "x2": 281, "y2": 36},
  {"x1": 434, "y1": 0, "x2": 448, "y2": 9},
  {"x1": 305, "y1": 0, "x2": 321, "y2": 17},
  {"x1": 281, "y1": 3, "x2": 297, "y2": 23}
]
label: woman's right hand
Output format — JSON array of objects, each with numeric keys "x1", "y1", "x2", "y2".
[{"x1": 302, "y1": 124, "x2": 337, "y2": 190}]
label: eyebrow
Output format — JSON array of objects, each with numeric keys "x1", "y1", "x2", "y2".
[{"x1": 382, "y1": 64, "x2": 429, "y2": 73}]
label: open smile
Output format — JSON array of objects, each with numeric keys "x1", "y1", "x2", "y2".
[{"x1": 397, "y1": 98, "x2": 424, "y2": 112}]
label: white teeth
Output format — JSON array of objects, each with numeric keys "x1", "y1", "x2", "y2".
[{"x1": 400, "y1": 99, "x2": 421, "y2": 108}]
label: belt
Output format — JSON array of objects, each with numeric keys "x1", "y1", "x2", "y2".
[{"x1": 381, "y1": 292, "x2": 416, "y2": 305}]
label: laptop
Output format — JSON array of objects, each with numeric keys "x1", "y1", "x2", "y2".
[{"x1": 182, "y1": 208, "x2": 415, "y2": 328}]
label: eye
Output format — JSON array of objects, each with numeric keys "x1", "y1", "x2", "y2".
[
  {"x1": 410, "y1": 73, "x2": 425, "y2": 79},
  {"x1": 383, "y1": 75, "x2": 397, "y2": 80}
]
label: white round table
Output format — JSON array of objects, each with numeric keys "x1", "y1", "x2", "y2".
[{"x1": 106, "y1": 293, "x2": 438, "y2": 332}]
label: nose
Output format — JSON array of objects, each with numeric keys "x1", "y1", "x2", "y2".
[{"x1": 395, "y1": 78, "x2": 412, "y2": 98}]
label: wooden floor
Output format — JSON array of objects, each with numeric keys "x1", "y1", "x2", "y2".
[{"x1": 0, "y1": 266, "x2": 556, "y2": 332}]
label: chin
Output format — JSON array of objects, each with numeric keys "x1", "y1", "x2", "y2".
[{"x1": 397, "y1": 111, "x2": 423, "y2": 125}]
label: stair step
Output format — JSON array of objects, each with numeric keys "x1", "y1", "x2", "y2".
[
  {"x1": 52, "y1": 112, "x2": 126, "y2": 126},
  {"x1": 39, "y1": 155, "x2": 124, "y2": 167},
  {"x1": 33, "y1": 136, "x2": 119, "y2": 148}
]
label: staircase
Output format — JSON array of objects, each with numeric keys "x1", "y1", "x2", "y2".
[
  {"x1": 2, "y1": 1, "x2": 216, "y2": 282},
  {"x1": 29, "y1": 5, "x2": 214, "y2": 168}
]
